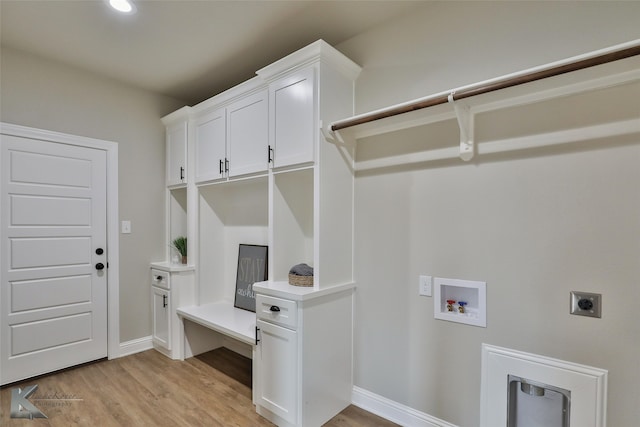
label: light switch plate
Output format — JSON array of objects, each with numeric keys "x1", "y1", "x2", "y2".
[
  {"x1": 570, "y1": 291, "x2": 601, "y2": 318},
  {"x1": 121, "y1": 220, "x2": 131, "y2": 234},
  {"x1": 419, "y1": 275, "x2": 432, "y2": 296}
]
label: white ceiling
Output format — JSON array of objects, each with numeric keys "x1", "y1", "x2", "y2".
[{"x1": 1, "y1": 0, "x2": 424, "y2": 105}]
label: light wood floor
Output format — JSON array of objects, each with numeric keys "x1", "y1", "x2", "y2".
[{"x1": 1, "y1": 348, "x2": 398, "y2": 426}]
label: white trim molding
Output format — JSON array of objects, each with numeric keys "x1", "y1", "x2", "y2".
[
  {"x1": 119, "y1": 336, "x2": 154, "y2": 357},
  {"x1": 352, "y1": 386, "x2": 458, "y2": 427},
  {"x1": 481, "y1": 343, "x2": 608, "y2": 427}
]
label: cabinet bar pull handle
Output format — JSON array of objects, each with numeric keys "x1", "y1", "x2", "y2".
[
  {"x1": 162, "y1": 295, "x2": 168, "y2": 308},
  {"x1": 255, "y1": 326, "x2": 260, "y2": 345},
  {"x1": 180, "y1": 166, "x2": 185, "y2": 181},
  {"x1": 225, "y1": 158, "x2": 229, "y2": 173},
  {"x1": 268, "y1": 145, "x2": 274, "y2": 163},
  {"x1": 219, "y1": 159, "x2": 224, "y2": 174},
  {"x1": 270, "y1": 305, "x2": 280, "y2": 312}
]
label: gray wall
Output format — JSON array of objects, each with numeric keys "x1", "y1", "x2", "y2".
[
  {"x1": 0, "y1": 46, "x2": 185, "y2": 343},
  {"x1": 2, "y1": 1, "x2": 640, "y2": 425},
  {"x1": 337, "y1": 2, "x2": 640, "y2": 426}
]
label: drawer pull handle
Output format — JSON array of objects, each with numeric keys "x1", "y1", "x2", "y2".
[
  {"x1": 156, "y1": 275, "x2": 163, "y2": 281},
  {"x1": 269, "y1": 305, "x2": 280, "y2": 312}
]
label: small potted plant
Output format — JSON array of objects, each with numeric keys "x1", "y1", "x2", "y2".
[{"x1": 172, "y1": 236, "x2": 187, "y2": 264}]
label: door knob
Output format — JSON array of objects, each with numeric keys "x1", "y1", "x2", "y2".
[{"x1": 96, "y1": 263, "x2": 105, "y2": 270}]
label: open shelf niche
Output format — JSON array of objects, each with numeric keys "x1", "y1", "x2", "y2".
[
  {"x1": 271, "y1": 168, "x2": 314, "y2": 283},
  {"x1": 168, "y1": 187, "x2": 187, "y2": 263},
  {"x1": 197, "y1": 177, "x2": 269, "y2": 305}
]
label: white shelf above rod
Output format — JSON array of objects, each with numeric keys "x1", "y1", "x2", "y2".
[{"x1": 329, "y1": 39, "x2": 640, "y2": 145}]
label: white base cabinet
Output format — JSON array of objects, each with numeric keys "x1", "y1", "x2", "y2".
[
  {"x1": 151, "y1": 284, "x2": 171, "y2": 350},
  {"x1": 150, "y1": 263, "x2": 195, "y2": 360},
  {"x1": 254, "y1": 283, "x2": 355, "y2": 427},
  {"x1": 256, "y1": 319, "x2": 298, "y2": 423}
]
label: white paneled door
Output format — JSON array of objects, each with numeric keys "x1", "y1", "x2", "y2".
[{"x1": 1, "y1": 134, "x2": 108, "y2": 385}]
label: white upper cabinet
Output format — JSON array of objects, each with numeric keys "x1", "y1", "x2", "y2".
[
  {"x1": 195, "y1": 108, "x2": 226, "y2": 182},
  {"x1": 163, "y1": 106, "x2": 191, "y2": 188},
  {"x1": 193, "y1": 88, "x2": 269, "y2": 184},
  {"x1": 166, "y1": 121, "x2": 187, "y2": 187},
  {"x1": 227, "y1": 89, "x2": 269, "y2": 177},
  {"x1": 269, "y1": 68, "x2": 315, "y2": 168}
]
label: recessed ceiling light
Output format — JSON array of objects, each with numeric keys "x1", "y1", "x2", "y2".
[{"x1": 108, "y1": 0, "x2": 136, "y2": 14}]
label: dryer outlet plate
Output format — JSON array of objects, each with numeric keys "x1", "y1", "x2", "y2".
[{"x1": 570, "y1": 291, "x2": 601, "y2": 318}]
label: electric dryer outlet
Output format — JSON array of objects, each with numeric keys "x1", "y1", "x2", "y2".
[{"x1": 570, "y1": 291, "x2": 602, "y2": 318}]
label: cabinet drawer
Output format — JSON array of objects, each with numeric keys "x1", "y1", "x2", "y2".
[
  {"x1": 256, "y1": 294, "x2": 297, "y2": 329},
  {"x1": 151, "y1": 269, "x2": 170, "y2": 290}
]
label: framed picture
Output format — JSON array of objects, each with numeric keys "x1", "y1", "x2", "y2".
[{"x1": 234, "y1": 244, "x2": 268, "y2": 312}]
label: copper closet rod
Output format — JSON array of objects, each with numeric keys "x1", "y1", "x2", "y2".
[{"x1": 331, "y1": 44, "x2": 640, "y2": 132}]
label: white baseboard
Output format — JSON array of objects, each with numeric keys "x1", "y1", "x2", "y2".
[
  {"x1": 352, "y1": 386, "x2": 458, "y2": 427},
  {"x1": 118, "y1": 336, "x2": 153, "y2": 357}
]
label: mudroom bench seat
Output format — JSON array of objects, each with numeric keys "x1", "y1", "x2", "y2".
[{"x1": 177, "y1": 302, "x2": 256, "y2": 347}]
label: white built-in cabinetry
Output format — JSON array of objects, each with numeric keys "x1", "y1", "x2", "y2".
[
  {"x1": 151, "y1": 272, "x2": 170, "y2": 350},
  {"x1": 195, "y1": 85, "x2": 269, "y2": 183},
  {"x1": 254, "y1": 286, "x2": 354, "y2": 426},
  {"x1": 268, "y1": 67, "x2": 315, "y2": 168},
  {"x1": 194, "y1": 107, "x2": 225, "y2": 182},
  {"x1": 155, "y1": 40, "x2": 361, "y2": 427},
  {"x1": 149, "y1": 263, "x2": 195, "y2": 360},
  {"x1": 164, "y1": 106, "x2": 190, "y2": 188}
]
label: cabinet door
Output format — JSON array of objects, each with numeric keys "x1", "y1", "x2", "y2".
[
  {"x1": 270, "y1": 67, "x2": 315, "y2": 168},
  {"x1": 166, "y1": 121, "x2": 187, "y2": 187},
  {"x1": 151, "y1": 286, "x2": 171, "y2": 350},
  {"x1": 227, "y1": 89, "x2": 269, "y2": 177},
  {"x1": 256, "y1": 319, "x2": 297, "y2": 424},
  {"x1": 195, "y1": 108, "x2": 227, "y2": 183}
]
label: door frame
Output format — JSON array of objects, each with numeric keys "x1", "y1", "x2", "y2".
[{"x1": 0, "y1": 122, "x2": 120, "y2": 359}]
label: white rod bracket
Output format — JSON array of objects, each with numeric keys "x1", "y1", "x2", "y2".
[
  {"x1": 320, "y1": 121, "x2": 354, "y2": 149},
  {"x1": 448, "y1": 93, "x2": 475, "y2": 161},
  {"x1": 320, "y1": 120, "x2": 338, "y2": 144}
]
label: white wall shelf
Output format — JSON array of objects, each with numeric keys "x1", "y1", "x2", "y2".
[{"x1": 330, "y1": 42, "x2": 640, "y2": 171}]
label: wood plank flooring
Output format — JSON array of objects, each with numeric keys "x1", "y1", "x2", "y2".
[{"x1": 1, "y1": 348, "x2": 398, "y2": 427}]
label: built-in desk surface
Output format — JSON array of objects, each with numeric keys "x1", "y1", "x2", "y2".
[{"x1": 177, "y1": 302, "x2": 255, "y2": 346}]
